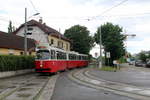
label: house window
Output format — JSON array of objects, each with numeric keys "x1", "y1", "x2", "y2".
[
  {"x1": 57, "y1": 41, "x2": 63, "y2": 48},
  {"x1": 20, "y1": 52, "x2": 23, "y2": 55},
  {"x1": 29, "y1": 52, "x2": 32, "y2": 55},
  {"x1": 27, "y1": 27, "x2": 33, "y2": 31},
  {"x1": 9, "y1": 49, "x2": 14, "y2": 55},
  {"x1": 51, "y1": 39, "x2": 54, "y2": 44},
  {"x1": 58, "y1": 41, "x2": 61, "y2": 48},
  {"x1": 62, "y1": 42, "x2": 63, "y2": 49},
  {"x1": 66, "y1": 43, "x2": 68, "y2": 50}
]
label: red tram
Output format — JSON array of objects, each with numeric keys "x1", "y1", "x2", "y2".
[{"x1": 35, "y1": 45, "x2": 89, "y2": 73}]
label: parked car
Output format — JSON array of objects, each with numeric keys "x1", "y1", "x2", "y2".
[
  {"x1": 129, "y1": 61, "x2": 135, "y2": 65},
  {"x1": 135, "y1": 60, "x2": 145, "y2": 67},
  {"x1": 146, "y1": 60, "x2": 150, "y2": 67}
]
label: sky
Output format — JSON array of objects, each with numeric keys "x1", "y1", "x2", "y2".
[{"x1": 0, "y1": 0, "x2": 150, "y2": 57}]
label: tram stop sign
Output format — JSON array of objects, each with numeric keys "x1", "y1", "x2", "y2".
[
  {"x1": 106, "y1": 52, "x2": 110, "y2": 58},
  {"x1": 95, "y1": 52, "x2": 98, "y2": 58}
]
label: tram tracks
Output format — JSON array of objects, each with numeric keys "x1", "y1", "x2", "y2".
[
  {"x1": 0, "y1": 75, "x2": 36, "y2": 100},
  {"x1": 68, "y1": 68, "x2": 150, "y2": 100},
  {"x1": 0, "y1": 74, "x2": 58, "y2": 100}
]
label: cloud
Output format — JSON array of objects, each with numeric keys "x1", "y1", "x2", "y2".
[{"x1": 127, "y1": 37, "x2": 150, "y2": 54}]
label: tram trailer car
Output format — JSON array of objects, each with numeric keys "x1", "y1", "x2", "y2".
[{"x1": 35, "y1": 46, "x2": 88, "y2": 73}]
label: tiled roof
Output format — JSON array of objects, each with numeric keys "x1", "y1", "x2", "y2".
[
  {"x1": 0, "y1": 31, "x2": 35, "y2": 51},
  {"x1": 13, "y1": 20, "x2": 71, "y2": 42}
]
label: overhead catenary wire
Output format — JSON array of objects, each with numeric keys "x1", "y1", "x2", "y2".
[
  {"x1": 28, "y1": 0, "x2": 39, "y2": 13},
  {"x1": 88, "y1": 0, "x2": 129, "y2": 21}
]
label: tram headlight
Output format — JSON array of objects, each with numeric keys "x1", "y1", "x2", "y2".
[
  {"x1": 40, "y1": 64, "x2": 43, "y2": 67},
  {"x1": 40, "y1": 61, "x2": 43, "y2": 67}
]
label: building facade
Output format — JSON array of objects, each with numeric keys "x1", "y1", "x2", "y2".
[{"x1": 13, "y1": 19, "x2": 71, "y2": 51}]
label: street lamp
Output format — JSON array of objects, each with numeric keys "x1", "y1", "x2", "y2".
[
  {"x1": 24, "y1": 8, "x2": 40, "y2": 55},
  {"x1": 99, "y1": 26, "x2": 103, "y2": 68},
  {"x1": 124, "y1": 34, "x2": 136, "y2": 38}
]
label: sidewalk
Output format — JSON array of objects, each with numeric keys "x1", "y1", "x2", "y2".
[{"x1": 120, "y1": 63, "x2": 150, "y2": 72}]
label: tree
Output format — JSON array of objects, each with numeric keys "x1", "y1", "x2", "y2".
[
  {"x1": 137, "y1": 51, "x2": 149, "y2": 62},
  {"x1": 138, "y1": 52, "x2": 147, "y2": 62},
  {"x1": 64, "y1": 25, "x2": 94, "y2": 54},
  {"x1": 94, "y1": 22, "x2": 126, "y2": 65},
  {"x1": 8, "y1": 21, "x2": 13, "y2": 34}
]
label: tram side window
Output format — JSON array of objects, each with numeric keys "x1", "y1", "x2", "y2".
[
  {"x1": 76, "y1": 55, "x2": 79, "y2": 60},
  {"x1": 69, "y1": 54, "x2": 71, "y2": 60},
  {"x1": 79, "y1": 56, "x2": 82, "y2": 60},
  {"x1": 57, "y1": 51, "x2": 60, "y2": 60},
  {"x1": 86, "y1": 56, "x2": 88, "y2": 60},
  {"x1": 82, "y1": 56, "x2": 85, "y2": 60},
  {"x1": 83, "y1": 56, "x2": 86, "y2": 60},
  {"x1": 83, "y1": 56, "x2": 87, "y2": 60},
  {"x1": 82, "y1": 56, "x2": 84, "y2": 60},
  {"x1": 73, "y1": 54, "x2": 75, "y2": 60},
  {"x1": 57, "y1": 51, "x2": 66, "y2": 60},
  {"x1": 74, "y1": 54, "x2": 77, "y2": 60},
  {"x1": 63, "y1": 53, "x2": 67, "y2": 59},
  {"x1": 69, "y1": 54, "x2": 73, "y2": 60},
  {"x1": 85, "y1": 56, "x2": 87, "y2": 60},
  {"x1": 51, "y1": 50, "x2": 56, "y2": 59},
  {"x1": 69, "y1": 54, "x2": 77, "y2": 60}
]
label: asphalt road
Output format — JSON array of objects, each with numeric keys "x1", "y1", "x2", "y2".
[
  {"x1": 89, "y1": 65, "x2": 150, "y2": 88},
  {"x1": 51, "y1": 72, "x2": 136, "y2": 100},
  {"x1": 1, "y1": 64, "x2": 150, "y2": 100}
]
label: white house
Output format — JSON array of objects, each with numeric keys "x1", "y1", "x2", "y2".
[{"x1": 13, "y1": 19, "x2": 71, "y2": 51}]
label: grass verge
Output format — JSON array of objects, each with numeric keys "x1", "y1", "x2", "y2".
[{"x1": 100, "y1": 66, "x2": 116, "y2": 72}]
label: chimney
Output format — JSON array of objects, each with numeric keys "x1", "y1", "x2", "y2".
[
  {"x1": 39, "y1": 17, "x2": 43, "y2": 24},
  {"x1": 43, "y1": 23, "x2": 46, "y2": 26}
]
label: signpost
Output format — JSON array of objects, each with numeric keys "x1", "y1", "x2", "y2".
[{"x1": 106, "y1": 52, "x2": 110, "y2": 66}]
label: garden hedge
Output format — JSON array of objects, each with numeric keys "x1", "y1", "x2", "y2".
[{"x1": 0, "y1": 55, "x2": 35, "y2": 72}]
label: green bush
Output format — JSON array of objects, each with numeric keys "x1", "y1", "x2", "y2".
[
  {"x1": 119, "y1": 57, "x2": 127, "y2": 63},
  {"x1": 0, "y1": 55, "x2": 35, "y2": 72}
]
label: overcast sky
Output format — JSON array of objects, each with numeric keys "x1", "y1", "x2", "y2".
[{"x1": 0, "y1": 0, "x2": 150, "y2": 57}]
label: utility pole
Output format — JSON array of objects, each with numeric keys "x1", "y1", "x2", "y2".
[
  {"x1": 24, "y1": 8, "x2": 40, "y2": 55},
  {"x1": 24, "y1": 8, "x2": 27, "y2": 55},
  {"x1": 99, "y1": 26, "x2": 102, "y2": 68}
]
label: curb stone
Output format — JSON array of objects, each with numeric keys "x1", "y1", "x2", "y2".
[
  {"x1": 68, "y1": 69, "x2": 150, "y2": 100},
  {"x1": 37, "y1": 75, "x2": 58, "y2": 100},
  {"x1": 0, "y1": 69, "x2": 34, "y2": 78}
]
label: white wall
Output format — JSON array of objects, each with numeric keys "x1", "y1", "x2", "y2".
[{"x1": 16, "y1": 26, "x2": 49, "y2": 43}]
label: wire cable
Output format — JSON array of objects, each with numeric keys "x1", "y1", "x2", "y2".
[
  {"x1": 89, "y1": 0, "x2": 128, "y2": 20},
  {"x1": 29, "y1": 0, "x2": 39, "y2": 13}
]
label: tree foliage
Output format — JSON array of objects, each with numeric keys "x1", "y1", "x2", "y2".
[
  {"x1": 94, "y1": 22, "x2": 126, "y2": 64},
  {"x1": 137, "y1": 51, "x2": 150, "y2": 62},
  {"x1": 8, "y1": 21, "x2": 16, "y2": 34},
  {"x1": 8, "y1": 21, "x2": 13, "y2": 34},
  {"x1": 64, "y1": 25, "x2": 94, "y2": 54}
]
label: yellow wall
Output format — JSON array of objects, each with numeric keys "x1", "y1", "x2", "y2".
[
  {"x1": 48, "y1": 35, "x2": 70, "y2": 51},
  {"x1": 0, "y1": 48, "x2": 35, "y2": 56}
]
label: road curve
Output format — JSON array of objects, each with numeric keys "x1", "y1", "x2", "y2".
[{"x1": 68, "y1": 68, "x2": 150, "y2": 100}]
